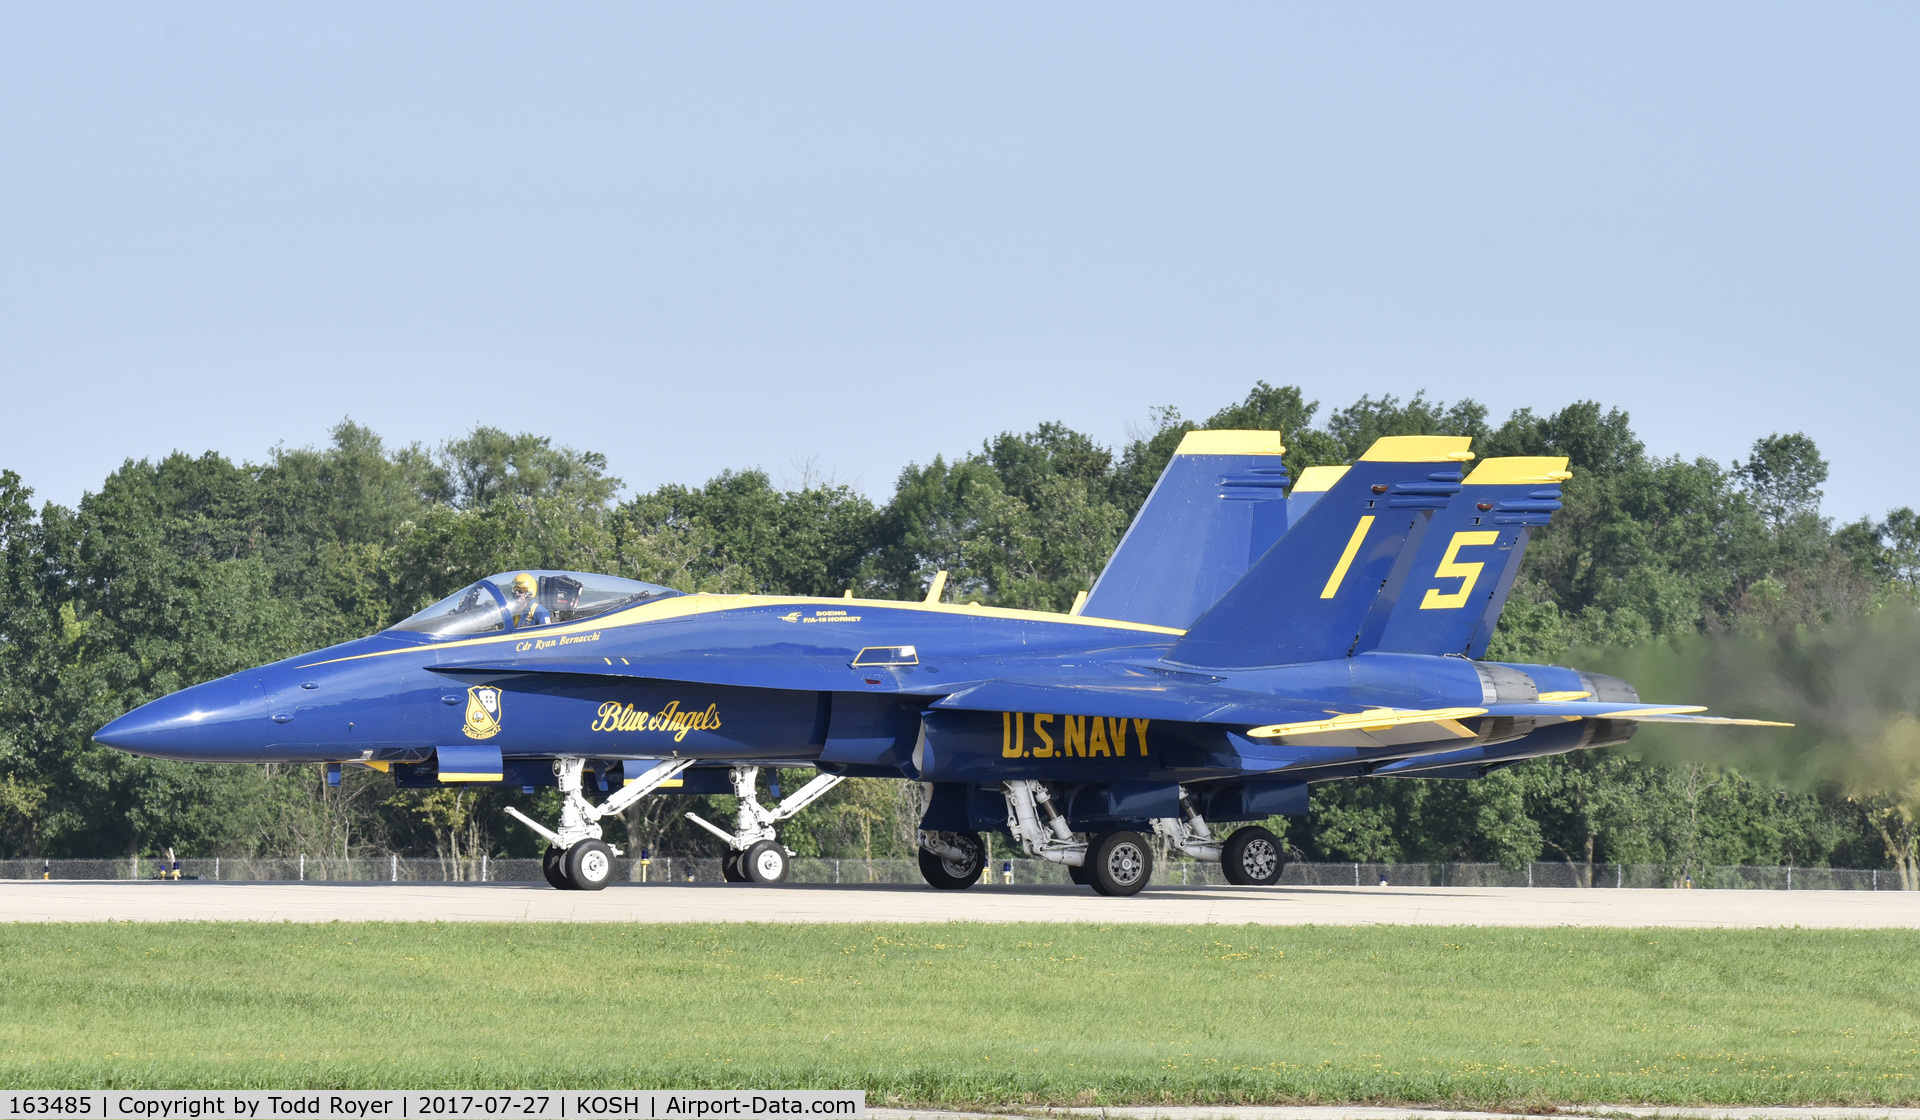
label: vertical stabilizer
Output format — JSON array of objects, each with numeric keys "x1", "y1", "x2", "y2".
[
  {"x1": 1363, "y1": 456, "x2": 1571, "y2": 657},
  {"x1": 1286, "y1": 465, "x2": 1349, "y2": 524},
  {"x1": 1165, "y1": 436, "x2": 1472, "y2": 668},
  {"x1": 1081, "y1": 430, "x2": 1288, "y2": 630}
]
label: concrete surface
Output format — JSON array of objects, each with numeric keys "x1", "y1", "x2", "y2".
[{"x1": 6, "y1": 880, "x2": 1920, "y2": 926}]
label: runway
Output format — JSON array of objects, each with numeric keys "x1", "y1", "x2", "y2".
[{"x1": 6, "y1": 879, "x2": 1920, "y2": 926}]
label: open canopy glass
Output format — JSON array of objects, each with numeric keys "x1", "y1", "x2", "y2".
[{"x1": 388, "y1": 570, "x2": 683, "y2": 638}]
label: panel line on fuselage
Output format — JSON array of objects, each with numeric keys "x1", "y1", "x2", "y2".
[{"x1": 296, "y1": 593, "x2": 1188, "y2": 669}]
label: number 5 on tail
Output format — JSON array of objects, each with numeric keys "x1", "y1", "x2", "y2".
[{"x1": 1419, "y1": 530, "x2": 1499, "y2": 609}]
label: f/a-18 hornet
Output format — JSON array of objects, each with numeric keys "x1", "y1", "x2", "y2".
[{"x1": 96, "y1": 433, "x2": 1785, "y2": 894}]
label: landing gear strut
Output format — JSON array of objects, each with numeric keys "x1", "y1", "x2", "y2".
[
  {"x1": 685, "y1": 765, "x2": 844, "y2": 885},
  {"x1": 1151, "y1": 791, "x2": 1286, "y2": 887},
  {"x1": 506, "y1": 757, "x2": 694, "y2": 891},
  {"x1": 999, "y1": 782, "x2": 1286, "y2": 895}
]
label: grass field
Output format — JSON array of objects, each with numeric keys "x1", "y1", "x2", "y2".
[{"x1": 2, "y1": 922, "x2": 1917, "y2": 1106}]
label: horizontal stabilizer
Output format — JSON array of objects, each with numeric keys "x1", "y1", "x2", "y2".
[{"x1": 1246, "y1": 699, "x2": 1791, "y2": 738}]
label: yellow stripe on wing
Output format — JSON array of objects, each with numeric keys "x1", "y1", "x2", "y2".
[{"x1": 1245, "y1": 706, "x2": 1490, "y2": 739}]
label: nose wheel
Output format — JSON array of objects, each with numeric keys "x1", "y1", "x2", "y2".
[
  {"x1": 542, "y1": 846, "x2": 572, "y2": 890},
  {"x1": 566, "y1": 840, "x2": 616, "y2": 890},
  {"x1": 742, "y1": 840, "x2": 789, "y2": 883},
  {"x1": 684, "y1": 765, "x2": 840, "y2": 885},
  {"x1": 544, "y1": 841, "x2": 615, "y2": 890},
  {"x1": 508, "y1": 758, "x2": 696, "y2": 890}
]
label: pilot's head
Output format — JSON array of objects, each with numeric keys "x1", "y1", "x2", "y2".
[{"x1": 511, "y1": 573, "x2": 538, "y2": 605}]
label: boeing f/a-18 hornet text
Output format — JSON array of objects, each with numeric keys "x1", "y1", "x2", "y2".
[{"x1": 96, "y1": 433, "x2": 1787, "y2": 895}]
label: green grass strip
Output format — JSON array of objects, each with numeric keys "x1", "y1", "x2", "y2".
[{"x1": 1, "y1": 922, "x2": 1916, "y2": 1106}]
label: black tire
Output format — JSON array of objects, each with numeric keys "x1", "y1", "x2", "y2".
[
  {"x1": 721, "y1": 850, "x2": 746, "y2": 882},
  {"x1": 1088, "y1": 830, "x2": 1153, "y2": 896},
  {"x1": 742, "y1": 840, "x2": 789, "y2": 884},
  {"x1": 542, "y1": 845, "x2": 574, "y2": 890},
  {"x1": 917, "y1": 831, "x2": 985, "y2": 890},
  {"x1": 565, "y1": 840, "x2": 616, "y2": 891},
  {"x1": 1221, "y1": 826, "x2": 1285, "y2": 886},
  {"x1": 1068, "y1": 836, "x2": 1096, "y2": 886}
]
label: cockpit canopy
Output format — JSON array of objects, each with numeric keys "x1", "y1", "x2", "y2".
[{"x1": 389, "y1": 570, "x2": 683, "y2": 639}]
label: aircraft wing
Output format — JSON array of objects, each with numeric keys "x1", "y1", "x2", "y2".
[
  {"x1": 433, "y1": 658, "x2": 1790, "y2": 734},
  {"x1": 932, "y1": 681, "x2": 1787, "y2": 731},
  {"x1": 929, "y1": 678, "x2": 1319, "y2": 726}
]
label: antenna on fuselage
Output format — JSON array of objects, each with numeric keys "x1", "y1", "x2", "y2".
[{"x1": 923, "y1": 570, "x2": 948, "y2": 604}]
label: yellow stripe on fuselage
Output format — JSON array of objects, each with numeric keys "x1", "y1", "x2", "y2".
[{"x1": 298, "y1": 593, "x2": 1186, "y2": 669}]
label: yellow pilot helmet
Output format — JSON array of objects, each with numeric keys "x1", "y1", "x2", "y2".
[{"x1": 511, "y1": 573, "x2": 538, "y2": 595}]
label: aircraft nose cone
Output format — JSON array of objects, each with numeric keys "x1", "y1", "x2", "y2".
[{"x1": 93, "y1": 675, "x2": 268, "y2": 762}]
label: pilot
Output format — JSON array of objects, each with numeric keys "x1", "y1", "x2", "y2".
[{"x1": 508, "y1": 573, "x2": 551, "y2": 628}]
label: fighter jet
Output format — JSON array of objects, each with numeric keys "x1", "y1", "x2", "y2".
[{"x1": 94, "y1": 433, "x2": 1785, "y2": 894}]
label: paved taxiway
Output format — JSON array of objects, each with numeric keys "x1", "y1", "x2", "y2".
[{"x1": 6, "y1": 880, "x2": 1920, "y2": 925}]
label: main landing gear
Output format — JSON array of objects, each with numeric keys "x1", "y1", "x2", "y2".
[
  {"x1": 507, "y1": 757, "x2": 693, "y2": 891},
  {"x1": 684, "y1": 765, "x2": 845, "y2": 885},
  {"x1": 995, "y1": 780, "x2": 1154, "y2": 896},
  {"x1": 916, "y1": 829, "x2": 987, "y2": 890},
  {"x1": 975, "y1": 781, "x2": 1287, "y2": 895},
  {"x1": 1151, "y1": 791, "x2": 1287, "y2": 886}
]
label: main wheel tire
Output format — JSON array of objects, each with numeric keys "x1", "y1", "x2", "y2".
[
  {"x1": 1068, "y1": 837, "x2": 1096, "y2": 886},
  {"x1": 1221, "y1": 825, "x2": 1285, "y2": 886},
  {"x1": 917, "y1": 831, "x2": 985, "y2": 890},
  {"x1": 743, "y1": 840, "x2": 790, "y2": 884},
  {"x1": 542, "y1": 845, "x2": 574, "y2": 890},
  {"x1": 721, "y1": 850, "x2": 746, "y2": 882},
  {"x1": 565, "y1": 839, "x2": 616, "y2": 891},
  {"x1": 1088, "y1": 830, "x2": 1153, "y2": 896}
]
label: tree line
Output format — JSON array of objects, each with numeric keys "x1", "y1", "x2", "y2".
[{"x1": 2, "y1": 383, "x2": 1917, "y2": 882}]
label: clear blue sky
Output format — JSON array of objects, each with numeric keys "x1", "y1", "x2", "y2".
[{"x1": 3, "y1": 4, "x2": 1915, "y2": 521}]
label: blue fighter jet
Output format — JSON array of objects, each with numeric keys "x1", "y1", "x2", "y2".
[{"x1": 94, "y1": 433, "x2": 1786, "y2": 895}]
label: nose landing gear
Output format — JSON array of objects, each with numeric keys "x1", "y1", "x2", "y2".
[
  {"x1": 684, "y1": 765, "x2": 844, "y2": 885},
  {"x1": 508, "y1": 757, "x2": 694, "y2": 891}
]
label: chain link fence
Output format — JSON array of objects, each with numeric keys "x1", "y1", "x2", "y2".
[{"x1": 0, "y1": 856, "x2": 1909, "y2": 889}]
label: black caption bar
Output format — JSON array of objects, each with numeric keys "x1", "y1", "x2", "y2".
[{"x1": 0, "y1": 1094, "x2": 864, "y2": 1120}]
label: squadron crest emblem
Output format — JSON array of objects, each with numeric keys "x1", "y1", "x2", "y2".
[{"x1": 463, "y1": 685, "x2": 503, "y2": 740}]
